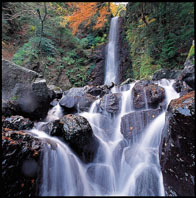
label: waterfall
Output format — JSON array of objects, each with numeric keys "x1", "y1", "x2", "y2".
[
  {"x1": 104, "y1": 17, "x2": 119, "y2": 85},
  {"x1": 29, "y1": 83, "x2": 179, "y2": 196},
  {"x1": 26, "y1": 17, "x2": 180, "y2": 196}
]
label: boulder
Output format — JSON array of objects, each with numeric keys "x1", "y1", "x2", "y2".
[
  {"x1": 47, "y1": 85, "x2": 63, "y2": 99},
  {"x1": 100, "y1": 93, "x2": 121, "y2": 114},
  {"x1": 145, "y1": 84, "x2": 165, "y2": 109},
  {"x1": 59, "y1": 86, "x2": 97, "y2": 113},
  {"x1": 152, "y1": 69, "x2": 181, "y2": 81},
  {"x1": 86, "y1": 86, "x2": 108, "y2": 97},
  {"x1": 39, "y1": 114, "x2": 99, "y2": 163},
  {"x1": 2, "y1": 60, "x2": 55, "y2": 120},
  {"x1": 159, "y1": 91, "x2": 195, "y2": 196},
  {"x1": 173, "y1": 57, "x2": 195, "y2": 95},
  {"x1": 2, "y1": 115, "x2": 34, "y2": 130},
  {"x1": 121, "y1": 109, "x2": 162, "y2": 139},
  {"x1": 2, "y1": 128, "x2": 44, "y2": 197},
  {"x1": 2, "y1": 99, "x2": 22, "y2": 117},
  {"x1": 132, "y1": 80, "x2": 165, "y2": 109},
  {"x1": 2, "y1": 59, "x2": 38, "y2": 99}
]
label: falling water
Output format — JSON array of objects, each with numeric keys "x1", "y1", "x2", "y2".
[
  {"x1": 27, "y1": 16, "x2": 181, "y2": 196},
  {"x1": 104, "y1": 17, "x2": 119, "y2": 85}
]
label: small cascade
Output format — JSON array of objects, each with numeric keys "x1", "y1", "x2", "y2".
[{"x1": 26, "y1": 77, "x2": 180, "y2": 196}]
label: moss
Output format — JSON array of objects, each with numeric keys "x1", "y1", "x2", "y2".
[{"x1": 187, "y1": 41, "x2": 194, "y2": 60}]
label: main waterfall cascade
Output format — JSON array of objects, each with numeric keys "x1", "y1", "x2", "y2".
[
  {"x1": 104, "y1": 17, "x2": 119, "y2": 85},
  {"x1": 29, "y1": 17, "x2": 180, "y2": 196}
]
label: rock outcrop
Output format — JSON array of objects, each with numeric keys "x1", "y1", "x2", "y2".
[
  {"x1": 2, "y1": 60, "x2": 56, "y2": 120},
  {"x1": 38, "y1": 114, "x2": 99, "y2": 163},
  {"x1": 99, "y1": 93, "x2": 122, "y2": 114},
  {"x1": 132, "y1": 80, "x2": 165, "y2": 110},
  {"x1": 2, "y1": 129, "x2": 44, "y2": 197},
  {"x1": 121, "y1": 109, "x2": 162, "y2": 140},
  {"x1": 173, "y1": 56, "x2": 195, "y2": 95},
  {"x1": 160, "y1": 91, "x2": 195, "y2": 196},
  {"x1": 152, "y1": 69, "x2": 181, "y2": 81}
]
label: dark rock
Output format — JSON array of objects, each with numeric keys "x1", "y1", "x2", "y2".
[
  {"x1": 45, "y1": 114, "x2": 99, "y2": 163},
  {"x1": 121, "y1": 109, "x2": 162, "y2": 139},
  {"x1": 173, "y1": 58, "x2": 195, "y2": 95},
  {"x1": 145, "y1": 84, "x2": 165, "y2": 109},
  {"x1": 47, "y1": 85, "x2": 63, "y2": 99},
  {"x1": 2, "y1": 59, "x2": 38, "y2": 99},
  {"x1": 87, "y1": 44, "x2": 106, "y2": 85},
  {"x1": 2, "y1": 115, "x2": 34, "y2": 130},
  {"x1": 59, "y1": 95, "x2": 77, "y2": 109},
  {"x1": 120, "y1": 78, "x2": 135, "y2": 86},
  {"x1": 2, "y1": 60, "x2": 56, "y2": 120},
  {"x1": 2, "y1": 99, "x2": 22, "y2": 117},
  {"x1": 118, "y1": 17, "x2": 133, "y2": 84},
  {"x1": 87, "y1": 86, "x2": 106, "y2": 97},
  {"x1": 77, "y1": 94, "x2": 96, "y2": 112},
  {"x1": 60, "y1": 86, "x2": 97, "y2": 113},
  {"x1": 132, "y1": 80, "x2": 165, "y2": 109},
  {"x1": 152, "y1": 69, "x2": 181, "y2": 81},
  {"x1": 100, "y1": 93, "x2": 121, "y2": 114},
  {"x1": 159, "y1": 91, "x2": 195, "y2": 196},
  {"x1": 2, "y1": 128, "x2": 44, "y2": 197}
]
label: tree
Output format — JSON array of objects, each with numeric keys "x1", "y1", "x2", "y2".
[{"x1": 67, "y1": 2, "x2": 111, "y2": 35}]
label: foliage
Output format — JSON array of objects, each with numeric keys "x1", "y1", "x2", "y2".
[
  {"x1": 67, "y1": 3, "x2": 111, "y2": 35},
  {"x1": 12, "y1": 37, "x2": 56, "y2": 66},
  {"x1": 125, "y1": 2, "x2": 194, "y2": 79}
]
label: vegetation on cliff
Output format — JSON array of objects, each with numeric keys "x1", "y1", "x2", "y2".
[
  {"x1": 125, "y1": 2, "x2": 194, "y2": 79},
  {"x1": 2, "y1": 2, "x2": 194, "y2": 86}
]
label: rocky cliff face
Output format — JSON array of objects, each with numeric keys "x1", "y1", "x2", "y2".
[
  {"x1": 87, "y1": 17, "x2": 132, "y2": 86},
  {"x1": 159, "y1": 91, "x2": 195, "y2": 196},
  {"x1": 117, "y1": 17, "x2": 133, "y2": 84}
]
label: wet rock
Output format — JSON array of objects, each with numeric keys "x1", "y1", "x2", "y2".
[
  {"x1": 173, "y1": 58, "x2": 195, "y2": 95},
  {"x1": 47, "y1": 84, "x2": 63, "y2": 99},
  {"x1": 46, "y1": 114, "x2": 99, "y2": 163},
  {"x1": 59, "y1": 86, "x2": 97, "y2": 113},
  {"x1": 132, "y1": 80, "x2": 165, "y2": 109},
  {"x1": 160, "y1": 91, "x2": 195, "y2": 196},
  {"x1": 121, "y1": 109, "x2": 162, "y2": 139},
  {"x1": 2, "y1": 115, "x2": 34, "y2": 130},
  {"x1": 145, "y1": 84, "x2": 165, "y2": 109},
  {"x1": 120, "y1": 78, "x2": 135, "y2": 86},
  {"x1": 100, "y1": 93, "x2": 121, "y2": 114},
  {"x1": 87, "y1": 86, "x2": 108, "y2": 97},
  {"x1": 2, "y1": 99, "x2": 22, "y2": 117},
  {"x1": 2, "y1": 128, "x2": 44, "y2": 197},
  {"x1": 77, "y1": 94, "x2": 96, "y2": 112},
  {"x1": 152, "y1": 69, "x2": 181, "y2": 81}
]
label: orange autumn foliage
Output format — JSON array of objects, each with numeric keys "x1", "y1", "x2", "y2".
[{"x1": 68, "y1": 2, "x2": 110, "y2": 35}]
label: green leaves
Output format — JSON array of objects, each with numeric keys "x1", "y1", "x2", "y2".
[{"x1": 125, "y1": 2, "x2": 194, "y2": 78}]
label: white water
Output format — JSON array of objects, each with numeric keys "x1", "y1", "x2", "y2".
[
  {"x1": 27, "y1": 16, "x2": 180, "y2": 196},
  {"x1": 104, "y1": 17, "x2": 119, "y2": 85}
]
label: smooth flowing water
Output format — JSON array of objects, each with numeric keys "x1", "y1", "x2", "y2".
[
  {"x1": 104, "y1": 17, "x2": 119, "y2": 85},
  {"x1": 29, "y1": 79, "x2": 179, "y2": 196},
  {"x1": 28, "y1": 17, "x2": 180, "y2": 196}
]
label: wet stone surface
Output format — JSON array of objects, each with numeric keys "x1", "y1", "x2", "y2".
[{"x1": 160, "y1": 91, "x2": 195, "y2": 196}]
